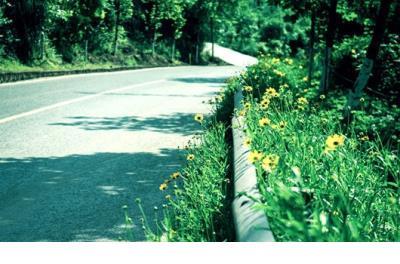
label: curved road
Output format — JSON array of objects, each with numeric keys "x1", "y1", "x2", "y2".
[{"x1": 0, "y1": 66, "x2": 240, "y2": 241}]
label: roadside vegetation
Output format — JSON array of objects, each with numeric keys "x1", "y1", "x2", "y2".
[
  {"x1": 131, "y1": 0, "x2": 399, "y2": 242},
  {"x1": 124, "y1": 80, "x2": 237, "y2": 242},
  {"x1": 239, "y1": 56, "x2": 399, "y2": 241}
]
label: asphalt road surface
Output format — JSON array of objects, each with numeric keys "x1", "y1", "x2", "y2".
[{"x1": 0, "y1": 66, "x2": 240, "y2": 241}]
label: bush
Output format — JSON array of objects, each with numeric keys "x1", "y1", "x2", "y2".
[{"x1": 232, "y1": 56, "x2": 399, "y2": 241}]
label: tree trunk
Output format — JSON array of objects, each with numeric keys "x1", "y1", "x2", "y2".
[
  {"x1": 319, "y1": 0, "x2": 338, "y2": 93},
  {"x1": 346, "y1": 0, "x2": 392, "y2": 111},
  {"x1": 112, "y1": 0, "x2": 121, "y2": 56},
  {"x1": 84, "y1": 38, "x2": 88, "y2": 63},
  {"x1": 210, "y1": 16, "x2": 214, "y2": 59},
  {"x1": 152, "y1": 29, "x2": 157, "y2": 57},
  {"x1": 307, "y1": 9, "x2": 316, "y2": 87},
  {"x1": 40, "y1": 31, "x2": 45, "y2": 61},
  {"x1": 13, "y1": 0, "x2": 45, "y2": 63},
  {"x1": 171, "y1": 39, "x2": 176, "y2": 61},
  {"x1": 195, "y1": 31, "x2": 200, "y2": 64}
]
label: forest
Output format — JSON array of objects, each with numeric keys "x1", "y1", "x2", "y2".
[{"x1": 0, "y1": 0, "x2": 399, "y2": 103}]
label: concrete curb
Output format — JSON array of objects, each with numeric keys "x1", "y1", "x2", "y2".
[
  {"x1": 231, "y1": 91, "x2": 275, "y2": 242},
  {"x1": 0, "y1": 64, "x2": 174, "y2": 84}
]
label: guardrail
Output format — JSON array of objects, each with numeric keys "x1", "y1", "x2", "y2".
[{"x1": 231, "y1": 91, "x2": 275, "y2": 242}]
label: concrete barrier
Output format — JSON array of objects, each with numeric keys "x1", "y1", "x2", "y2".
[{"x1": 231, "y1": 91, "x2": 275, "y2": 242}]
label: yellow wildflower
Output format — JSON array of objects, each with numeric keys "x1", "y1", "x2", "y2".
[
  {"x1": 302, "y1": 76, "x2": 308, "y2": 82},
  {"x1": 248, "y1": 151, "x2": 263, "y2": 164},
  {"x1": 360, "y1": 135, "x2": 369, "y2": 141},
  {"x1": 262, "y1": 154, "x2": 280, "y2": 172},
  {"x1": 244, "y1": 102, "x2": 251, "y2": 110},
  {"x1": 194, "y1": 113, "x2": 204, "y2": 123},
  {"x1": 273, "y1": 69, "x2": 285, "y2": 77},
  {"x1": 260, "y1": 99, "x2": 270, "y2": 110},
  {"x1": 238, "y1": 109, "x2": 247, "y2": 117},
  {"x1": 171, "y1": 172, "x2": 181, "y2": 180},
  {"x1": 278, "y1": 121, "x2": 287, "y2": 129},
  {"x1": 265, "y1": 87, "x2": 279, "y2": 98},
  {"x1": 159, "y1": 183, "x2": 168, "y2": 191},
  {"x1": 271, "y1": 58, "x2": 280, "y2": 64},
  {"x1": 284, "y1": 58, "x2": 293, "y2": 65},
  {"x1": 325, "y1": 134, "x2": 345, "y2": 153},
  {"x1": 297, "y1": 97, "x2": 308, "y2": 105},
  {"x1": 244, "y1": 138, "x2": 252, "y2": 147},
  {"x1": 244, "y1": 86, "x2": 253, "y2": 92},
  {"x1": 259, "y1": 117, "x2": 271, "y2": 127},
  {"x1": 320, "y1": 94, "x2": 326, "y2": 100},
  {"x1": 187, "y1": 154, "x2": 195, "y2": 161}
]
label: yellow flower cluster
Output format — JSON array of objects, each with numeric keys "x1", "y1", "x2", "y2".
[
  {"x1": 262, "y1": 154, "x2": 280, "y2": 172},
  {"x1": 260, "y1": 98, "x2": 270, "y2": 110},
  {"x1": 324, "y1": 134, "x2": 345, "y2": 153},
  {"x1": 159, "y1": 171, "x2": 182, "y2": 191},
  {"x1": 264, "y1": 87, "x2": 279, "y2": 98}
]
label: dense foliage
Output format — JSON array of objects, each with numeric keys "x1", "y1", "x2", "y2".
[
  {"x1": 231, "y1": 55, "x2": 399, "y2": 241},
  {"x1": 1, "y1": 0, "x2": 399, "y2": 98}
]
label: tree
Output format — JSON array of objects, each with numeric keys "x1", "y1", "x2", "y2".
[
  {"x1": 110, "y1": 0, "x2": 132, "y2": 55},
  {"x1": 4, "y1": 0, "x2": 47, "y2": 63},
  {"x1": 345, "y1": 0, "x2": 393, "y2": 111},
  {"x1": 319, "y1": 0, "x2": 338, "y2": 93}
]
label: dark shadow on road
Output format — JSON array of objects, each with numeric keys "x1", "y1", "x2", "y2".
[
  {"x1": 48, "y1": 113, "x2": 202, "y2": 136},
  {"x1": 0, "y1": 148, "x2": 183, "y2": 242}
]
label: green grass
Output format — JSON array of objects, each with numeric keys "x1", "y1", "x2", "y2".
[
  {"x1": 234, "y1": 56, "x2": 399, "y2": 241},
  {"x1": 134, "y1": 80, "x2": 237, "y2": 242},
  {"x1": 0, "y1": 57, "x2": 148, "y2": 73}
]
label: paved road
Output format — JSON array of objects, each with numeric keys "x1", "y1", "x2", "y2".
[
  {"x1": 204, "y1": 43, "x2": 258, "y2": 67},
  {"x1": 0, "y1": 66, "x2": 240, "y2": 241}
]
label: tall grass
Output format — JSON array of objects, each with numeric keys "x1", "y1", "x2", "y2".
[{"x1": 136, "y1": 79, "x2": 238, "y2": 242}]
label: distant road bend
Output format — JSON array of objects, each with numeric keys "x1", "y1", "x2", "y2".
[{"x1": 0, "y1": 65, "x2": 241, "y2": 241}]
